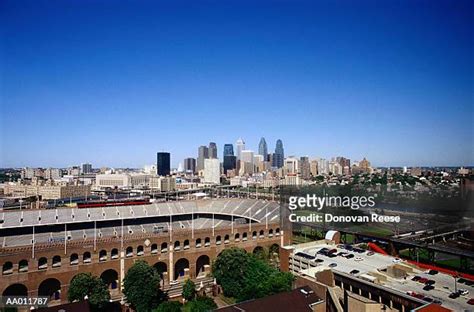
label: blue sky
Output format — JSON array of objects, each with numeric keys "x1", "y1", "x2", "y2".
[{"x1": 1, "y1": 0, "x2": 473, "y2": 168}]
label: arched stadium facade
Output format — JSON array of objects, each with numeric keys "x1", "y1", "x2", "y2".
[{"x1": 0, "y1": 199, "x2": 288, "y2": 305}]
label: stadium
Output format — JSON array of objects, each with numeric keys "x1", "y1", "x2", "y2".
[{"x1": 0, "y1": 198, "x2": 286, "y2": 307}]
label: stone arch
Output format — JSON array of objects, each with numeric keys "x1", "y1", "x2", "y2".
[
  {"x1": 153, "y1": 261, "x2": 167, "y2": 280},
  {"x1": 111, "y1": 248, "x2": 119, "y2": 259},
  {"x1": 259, "y1": 230, "x2": 265, "y2": 237},
  {"x1": 100, "y1": 269, "x2": 119, "y2": 290},
  {"x1": 253, "y1": 246, "x2": 266, "y2": 260},
  {"x1": 137, "y1": 245, "x2": 144, "y2": 256},
  {"x1": 38, "y1": 278, "x2": 61, "y2": 300},
  {"x1": 18, "y1": 259, "x2": 28, "y2": 273},
  {"x1": 3, "y1": 283, "x2": 27, "y2": 297},
  {"x1": 183, "y1": 239, "x2": 190, "y2": 249},
  {"x1": 224, "y1": 234, "x2": 230, "y2": 243},
  {"x1": 38, "y1": 257, "x2": 48, "y2": 270},
  {"x1": 234, "y1": 233, "x2": 240, "y2": 241},
  {"x1": 151, "y1": 244, "x2": 158, "y2": 254},
  {"x1": 52, "y1": 255, "x2": 61, "y2": 268},
  {"x1": 195, "y1": 238, "x2": 202, "y2": 248},
  {"x1": 70, "y1": 253, "x2": 79, "y2": 265},
  {"x1": 126, "y1": 246, "x2": 133, "y2": 257},
  {"x1": 83, "y1": 251, "x2": 92, "y2": 263},
  {"x1": 216, "y1": 235, "x2": 222, "y2": 245},
  {"x1": 99, "y1": 249, "x2": 107, "y2": 262},
  {"x1": 174, "y1": 241, "x2": 181, "y2": 251},
  {"x1": 161, "y1": 242, "x2": 168, "y2": 252},
  {"x1": 204, "y1": 237, "x2": 210, "y2": 247},
  {"x1": 2, "y1": 261, "x2": 13, "y2": 275},
  {"x1": 196, "y1": 255, "x2": 210, "y2": 277},
  {"x1": 174, "y1": 258, "x2": 189, "y2": 280}
]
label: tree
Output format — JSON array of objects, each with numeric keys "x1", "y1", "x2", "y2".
[
  {"x1": 182, "y1": 279, "x2": 196, "y2": 301},
  {"x1": 153, "y1": 301, "x2": 182, "y2": 312},
  {"x1": 68, "y1": 273, "x2": 110, "y2": 311},
  {"x1": 123, "y1": 260, "x2": 164, "y2": 312},
  {"x1": 212, "y1": 248, "x2": 250, "y2": 298},
  {"x1": 188, "y1": 296, "x2": 217, "y2": 312}
]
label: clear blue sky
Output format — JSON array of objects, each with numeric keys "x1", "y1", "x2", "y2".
[{"x1": 1, "y1": 0, "x2": 473, "y2": 168}]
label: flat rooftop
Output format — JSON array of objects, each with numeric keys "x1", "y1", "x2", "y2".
[{"x1": 291, "y1": 242, "x2": 473, "y2": 311}]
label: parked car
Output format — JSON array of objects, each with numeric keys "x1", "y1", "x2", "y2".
[
  {"x1": 366, "y1": 251, "x2": 375, "y2": 256},
  {"x1": 423, "y1": 285, "x2": 434, "y2": 291},
  {"x1": 418, "y1": 278, "x2": 429, "y2": 284},
  {"x1": 449, "y1": 292, "x2": 460, "y2": 299},
  {"x1": 345, "y1": 254, "x2": 355, "y2": 259},
  {"x1": 411, "y1": 276, "x2": 421, "y2": 282},
  {"x1": 428, "y1": 270, "x2": 438, "y2": 275},
  {"x1": 350, "y1": 270, "x2": 360, "y2": 275},
  {"x1": 392, "y1": 258, "x2": 401, "y2": 263},
  {"x1": 425, "y1": 280, "x2": 436, "y2": 286},
  {"x1": 354, "y1": 257, "x2": 364, "y2": 261},
  {"x1": 460, "y1": 289, "x2": 470, "y2": 296},
  {"x1": 467, "y1": 298, "x2": 474, "y2": 305},
  {"x1": 329, "y1": 263, "x2": 337, "y2": 268}
]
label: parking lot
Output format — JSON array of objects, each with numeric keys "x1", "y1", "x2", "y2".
[{"x1": 292, "y1": 243, "x2": 474, "y2": 311}]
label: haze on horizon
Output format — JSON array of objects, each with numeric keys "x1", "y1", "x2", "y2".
[{"x1": 1, "y1": 0, "x2": 473, "y2": 168}]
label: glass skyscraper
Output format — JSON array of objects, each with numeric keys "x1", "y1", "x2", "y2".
[
  {"x1": 157, "y1": 152, "x2": 171, "y2": 176},
  {"x1": 273, "y1": 139, "x2": 284, "y2": 168}
]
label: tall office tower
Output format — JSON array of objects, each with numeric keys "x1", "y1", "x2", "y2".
[
  {"x1": 203, "y1": 158, "x2": 221, "y2": 184},
  {"x1": 223, "y1": 155, "x2": 237, "y2": 174},
  {"x1": 81, "y1": 163, "x2": 92, "y2": 174},
  {"x1": 299, "y1": 156, "x2": 311, "y2": 180},
  {"x1": 258, "y1": 137, "x2": 268, "y2": 161},
  {"x1": 157, "y1": 152, "x2": 171, "y2": 176},
  {"x1": 359, "y1": 157, "x2": 371, "y2": 173},
  {"x1": 318, "y1": 158, "x2": 329, "y2": 175},
  {"x1": 284, "y1": 157, "x2": 299, "y2": 174},
  {"x1": 236, "y1": 138, "x2": 245, "y2": 161},
  {"x1": 223, "y1": 144, "x2": 234, "y2": 157},
  {"x1": 310, "y1": 159, "x2": 319, "y2": 177},
  {"x1": 184, "y1": 158, "x2": 196, "y2": 174},
  {"x1": 197, "y1": 145, "x2": 209, "y2": 172},
  {"x1": 209, "y1": 142, "x2": 217, "y2": 159},
  {"x1": 240, "y1": 150, "x2": 255, "y2": 175},
  {"x1": 272, "y1": 139, "x2": 284, "y2": 168}
]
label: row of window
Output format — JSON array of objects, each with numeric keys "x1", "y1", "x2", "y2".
[{"x1": 2, "y1": 228, "x2": 280, "y2": 274}]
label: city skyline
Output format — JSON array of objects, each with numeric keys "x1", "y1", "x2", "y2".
[{"x1": 1, "y1": 0, "x2": 473, "y2": 168}]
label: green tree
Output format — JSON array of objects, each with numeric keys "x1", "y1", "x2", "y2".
[
  {"x1": 153, "y1": 301, "x2": 182, "y2": 312},
  {"x1": 188, "y1": 296, "x2": 217, "y2": 312},
  {"x1": 123, "y1": 260, "x2": 164, "y2": 312},
  {"x1": 212, "y1": 248, "x2": 250, "y2": 298},
  {"x1": 67, "y1": 272, "x2": 110, "y2": 311},
  {"x1": 182, "y1": 279, "x2": 196, "y2": 301}
]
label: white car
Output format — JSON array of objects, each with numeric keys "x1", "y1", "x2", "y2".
[
  {"x1": 460, "y1": 289, "x2": 469, "y2": 296},
  {"x1": 354, "y1": 257, "x2": 364, "y2": 261},
  {"x1": 392, "y1": 258, "x2": 401, "y2": 263}
]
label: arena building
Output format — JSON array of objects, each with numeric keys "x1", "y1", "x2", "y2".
[{"x1": 0, "y1": 199, "x2": 286, "y2": 308}]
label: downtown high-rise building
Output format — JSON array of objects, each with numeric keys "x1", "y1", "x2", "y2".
[
  {"x1": 183, "y1": 158, "x2": 196, "y2": 174},
  {"x1": 223, "y1": 144, "x2": 234, "y2": 157},
  {"x1": 223, "y1": 143, "x2": 236, "y2": 174},
  {"x1": 299, "y1": 156, "x2": 311, "y2": 180},
  {"x1": 81, "y1": 163, "x2": 92, "y2": 174},
  {"x1": 209, "y1": 142, "x2": 217, "y2": 159},
  {"x1": 156, "y1": 152, "x2": 171, "y2": 176},
  {"x1": 272, "y1": 139, "x2": 284, "y2": 168},
  {"x1": 203, "y1": 158, "x2": 221, "y2": 184},
  {"x1": 235, "y1": 138, "x2": 245, "y2": 161},
  {"x1": 258, "y1": 137, "x2": 268, "y2": 161},
  {"x1": 197, "y1": 145, "x2": 209, "y2": 172}
]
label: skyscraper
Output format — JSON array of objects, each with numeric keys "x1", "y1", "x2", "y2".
[
  {"x1": 258, "y1": 137, "x2": 268, "y2": 161},
  {"x1": 197, "y1": 145, "x2": 209, "y2": 172},
  {"x1": 209, "y1": 142, "x2": 217, "y2": 159},
  {"x1": 299, "y1": 156, "x2": 311, "y2": 180},
  {"x1": 184, "y1": 158, "x2": 196, "y2": 174},
  {"x1": 236, "y1": 138, "x2": 245, "y2": 161},
  {"x1": 157, "y1": 152, "x2": 171, "y2": 176},
  {"x1": 223, "y1": 143, "x2": 236, "y2": 174},
  {"x1": 273, "y1": 139, "x2": 284, "y2": 168},
  {"x1": 203, "y1": 158, "x2": 221, "y2": 184},
  {"x1": 81, "y1": 163, "x2": 92, "y2": 174},
  {"x1": 223, "y1": 144, "x2": 234, "y2": 157}
]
